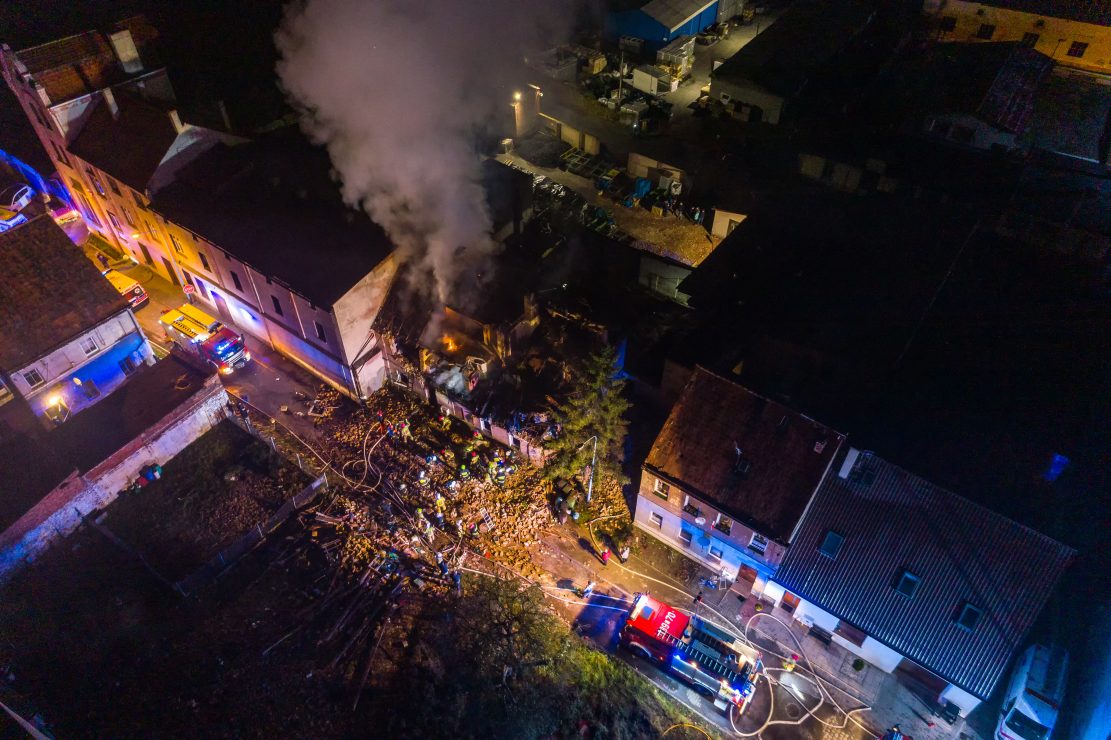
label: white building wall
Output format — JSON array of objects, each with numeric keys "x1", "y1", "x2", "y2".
[{"x1": 939, "y1": 683, "x2": 981, "y2": 717}]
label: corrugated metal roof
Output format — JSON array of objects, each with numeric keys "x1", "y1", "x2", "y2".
[
  {"x1": 773, "y1": 451, "x2": 1074, "y2": 699},
  {"x1": 641, "y1": 0, "x2": 718, "y2": 32}
]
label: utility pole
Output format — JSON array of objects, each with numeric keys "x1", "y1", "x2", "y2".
[
  {"x1": 617, "y1": 50, "x2": 624, "y2": 107},
  {"x1": 578, "y1": 435, "x2": 598, "y2": 503}
]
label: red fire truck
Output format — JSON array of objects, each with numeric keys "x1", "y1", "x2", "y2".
[
  {"x1": 159, "y1": 304, "x2": 250, "y2": 374},
  {"x1": 621, "y1": 594, "x2": 762, "y2": 714}
]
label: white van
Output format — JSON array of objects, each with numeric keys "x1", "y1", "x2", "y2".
[{"x1": 995, "y1": 644, "x2": 1068, "y2": 740}]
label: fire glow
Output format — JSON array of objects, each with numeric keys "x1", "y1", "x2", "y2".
[{"x1": 441, "y1": 334, "x2": 460, "y2": 354}]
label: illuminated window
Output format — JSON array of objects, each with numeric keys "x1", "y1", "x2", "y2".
[
  {"x1": 955, "y1": 602, "x2": 983, "y2": 632},
  {"x1": 86, "y1": 168, "x2": 106, "y2": 197},
  {"x1": 23, "y1": 369, "x2": 45, "y2": 388},
  {"x1": 748, "y1": 533, "x2": 768, "y2": 555},
  {"x1": 169, "y1": 233, "x2": 185, "y2": 255},
  {"x1": 230, "y1": 271, "x2": 243, "y2": 291},
  {"x1": 1067, "y1": 41, "x2": 1089, "y2": 58},
  {"x1": 652, "y1": 477, "x2": 670, "y2": 500},
  {"x1": 79, "y1": 336, "x2": 99, "y2": 356},
  {"x1": 649, "y1": 511, "x2": 663, "y2": 528},
  {"x1": 894, "y1": 570, "x2": 920, "y2": 598},
  {"x1": 271, "y1": 295, "x2": 284, "y2": 316},
  {"x1": 314, "y1": 321, "x2": 326, "y2": 342}
]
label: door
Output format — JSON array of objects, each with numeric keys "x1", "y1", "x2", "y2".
[
  {"x1": 138, "y1": 242, "x2": 153, "y2": 264},
  {"x1": 781, "y1": 591, "x2": 800, "y2": 614},
  {"x1": 161, "y1": 257, "x2": 180, "y2": 286},
  {"x1": 211, "y1": 291, "x2": 232, "y2": 325}
]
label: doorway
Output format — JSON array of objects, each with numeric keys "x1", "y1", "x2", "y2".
[
  {"x1": 781, "y1": 591, "x2": 801, "y2": 614},
  {"x1": 161, "y1": 256, "x2": 180, "y2": 286},
  {"x1": 211, "y1": 291, "x2": 233, "y2": 325},
  {"x1": 138, "y1": 242, "x2": 153, "y2": 264}
]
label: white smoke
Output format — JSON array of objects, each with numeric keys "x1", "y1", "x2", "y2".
[{"x1": 276, "y1": 0, "x2": 562, "y2": 307}]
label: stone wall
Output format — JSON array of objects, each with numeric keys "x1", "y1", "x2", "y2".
[{"x1": 0, "y1": 376, "x2": 229, "y2": 580}]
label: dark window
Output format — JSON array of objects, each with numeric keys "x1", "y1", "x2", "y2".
[
  {"x1": 108, "y1": 178, "x2": 121, "y2": 195},
  {"x1": 119, "y1": 356, "x2": 138, "y2": 376},
  {"x1": 714, "y1": 516, "x2": 732, "y2": 535},
  {"x1": 122, "y1": 207, "x2": 135, "y2": 228},
  {"x1": 169, "y1": 233, "x2": 185, "y2": 255},
  {"x1": 1067, "y1": 41, "x2": 1089, "y2": 58},
  {"x1": 894, "y1": 570, "x2": 920, "y2": 598},
  {"x1": 678, "y1": 529, "x2": 693, "y2": 547},
  {"x1": 230, "y1": 271, "x2": 243, "y2": 290},
  {"x1": 1021, "y1": 32, "x2": 1039, "y2": 47},
  {"x1": 835, "y1": 621, "x2": 867, "y2": 647},
  {"x1": 86, "y1": 168, "x2": 106, "y2": 196},
  {"x1": 314, "y1": 320, "x2": 326, "y2": 342},
  {"x1": 106, "y1": 212, "x2": 124, "y2": 235},
  {"x1": 23, "y1": 369, "x2": 45, "y2": 388},
  {"x1": 819, "y1": 530, "x2": 844, "y2": 559},
  {"x1": 939, "y1": 16, "x2": 956, "y2": 32},
  {"x1": 955, "y1": 602, "x2": 983, "y2": 631},
  {"x1": 50, "y1": 141, "x2": 69, "y2": 165},
  {"x1": 78, "y1": 379, "x2": 100, "y2": 400},
  {"x1": 271, "y1": 295, "x2": 284, "y2": 316},
  {"x1": 649, "y1": 511, "x2": 664, "y2": 528},
  {"x1": 976, "y1": 24, "x2": 995, "y2": 40},
  {"x1": 198, "y1": 252, "x2": 211, "y2": 271}
]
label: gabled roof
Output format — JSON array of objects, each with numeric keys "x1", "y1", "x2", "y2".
[
  {"x1": 0, "y1": 215, "x2": 127, "y2": 369},
  {"x1": 644, "y1": 367, "x2": 844, "y2": 542},
  {"x1": 773, "y1": 451, "x2": 1075, "y2": 700},
  {"x1": 151, "y1": 128, "x2": 395, "y2": 307},
  {"x1": 712, "y1": 0, "x2": 876, "y2": 96},
  {"x1": 14, "y1": 31, "x2": 125, "y2": 106},
  {"x1": 641, "y1": 0, "x2": 717, "y2": 32},
  {"x1": 67, "y1": 91, "x2": 180, "y2": 192}
]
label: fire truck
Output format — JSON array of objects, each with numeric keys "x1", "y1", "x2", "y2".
[
  {"x1": 159, "y1": 304, "x2": 250, "y2": 374},
  {"x1": 621, "y1": 594, "x2": 762, "y2": 714}
]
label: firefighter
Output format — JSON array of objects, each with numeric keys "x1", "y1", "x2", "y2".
[
  {"x1": 418, "y1": 470, "x2": 430, "y2": 487},
  {"x1": 435, "y1": 550, "x2": 449, "y2": 576},
  {"x1": 439, "y1": 414, "x2": 451, "y2": 431},
  {"x1": 400, "y1": 419, "x2": 413, "y2": 442},
  {"x1": 425, "y1": 452, "x2": 439, "y2": 466},
  {"x1": 415, "y1": 508, "x2": 428, "y2": 530},
  {"x1": 495, "y1": 465, "x2": 507, "y2": 486},
  {"x1": 455, "y1": 516, "x2": 465, "y2": 538},
  {"x1": 459, "y1": 464, "x2": 469, "y2": 480},
  {"x1": 441, "y1": 447, "x2": 455, "y2": 465}
]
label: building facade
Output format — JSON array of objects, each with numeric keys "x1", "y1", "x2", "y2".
[
  {"x1": 0, "y1": 215, "x2": 153, "y2": 433},
  {"x1": 767, "y1": 447, "x2": 1075, "y2": 717},
  {"x1": 925, "y1": 0, "x2": 1111, "y2": 74},
  {"x1": 635, "y1": 367, "x2": 844, "y2": 592}
]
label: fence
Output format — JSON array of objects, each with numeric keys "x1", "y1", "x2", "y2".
[{"x1": 174, "y1": 474, "x2": 327, "y2": 596}]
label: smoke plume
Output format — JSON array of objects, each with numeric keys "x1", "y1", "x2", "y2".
[{"x1": 276, "y1": 0, "x2": 560, "y2": 307}]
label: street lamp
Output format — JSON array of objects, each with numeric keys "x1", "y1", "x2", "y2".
[{"x1": 577, "y1": 435, "x2": 598, "y2": 503}]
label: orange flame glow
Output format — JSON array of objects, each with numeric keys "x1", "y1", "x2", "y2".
[{"x1": 441, "y1": 334, "x2": 460, "y2": 353}]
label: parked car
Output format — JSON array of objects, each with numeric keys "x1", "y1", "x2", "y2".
[{"x1": 995, "y1": 644, "x2": 1068, "y2": 740}]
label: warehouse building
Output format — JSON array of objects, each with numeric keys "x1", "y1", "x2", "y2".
[{"x1": 609, "y1": 0, "x2": 739, "y2": 52}]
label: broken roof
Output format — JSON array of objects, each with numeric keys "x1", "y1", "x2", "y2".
[
  {"x1": 773, "y1": 450, "x2": 1075, "y2": 700},
  {"x1": 712, "y1": 0, "x2": 876, "y2": 96},
  {"x1": 14, "y1": 31, "x2": 126, "y2": 106},
  {"x1": 151, "y1": 128, "x2": 394, "y2": 307},
  {"x1": 645, "y1": 367, "x2": 844, "y2": 542},
  {"x1": 0, "y1": 214, "x2": 127, "y2": 369},
  {"x1": 68, "y1": 91, "x2": 181, "y2": 192}
]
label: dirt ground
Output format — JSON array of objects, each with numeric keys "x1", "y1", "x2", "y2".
[{"x1": 104, "y1": 420, "x2": 311, "y2": 580}]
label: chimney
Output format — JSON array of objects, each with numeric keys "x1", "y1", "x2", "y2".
[
  {"x1": 168, "y1": 109, "x2": 186, "y2": 134},
  {"x1": 108, "y1": 30, "x2": 143, "y2": 74},
  {"x1": 102, "y1": 88, "x2": 119, "y2": 119}
]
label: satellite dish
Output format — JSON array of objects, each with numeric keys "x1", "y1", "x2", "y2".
[{"x1": 694, "y1": 516, "x2": 706, "y2": 526}]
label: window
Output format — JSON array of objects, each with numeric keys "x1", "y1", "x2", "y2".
[
  {"x1": 678, "y1": 529, "x2": 693, "y2": 547},
  {"x1": 0, "y1": 378, "x2": 12, "y2": 404},
  {"x1": 195, "y1": 277, "x2": 209, "y2": 299},
  {"x1": 169, "y1": 232, "x2": 185, "y2": 255},
  {"x1": 649, "y1": 511, "x2": 664, "y2": 528},
  {"x1": 819, "y1": 530, "x2": 844, "y2": 560},
  {"x1": 50, "y1": 141, "x2": 69, "y2": 165},
  {"x1": 23, "y1": 369, "x2": 45, "y2": 388},
  {"x1": 118, "y1": 356, "x2": 138, "y2": 376},
  {"x1": 314, "y1": 321, "x2": 327, "y2": 342},
  {"x1": 122, "y1": 207, "x2": 135, "y2": 228},
  {"x1": 271, "y1": 295, "x2": 284, "y2": 316},
  {"x1": 230, "y1": 271, "x2": 243, "y2": 291},
  {"x1": 79, "y1": 336, "x2": 99, "y2": 356},
  {"x1": 77, "y1": 378, "x2": 100, "y2": 400},
  {"x1": 86, "y1": 168, "x2": 106, "y2": 197},
  {"x1": 939, "y1": 16, "x2": 956, "y2": 32},
  {"x1": 106, "y1": 211, "x2": 124, "y2": 235},
  {"x1": 108, "y1": 178, "x2": 121, "y2": 195},
  {"x1": 834, "y1": 621, "x2": 867, "y2": 647},
  {"x1": 976, "y1": 23, "x2": 995, "y2": 40},
  {"x1": 708, "y1": 545, "x2": 723, "y2": 562},
  {"x1": 652, "y1": 477, "x2": 670, "y2": 500},
  {"x1": 682, "y1": 496, "x2": 701, "y2": 517},
  {"x1": 132, "y1": 190, "x2": 146, "y2": 209},
  {"x1": 894, "y1": 570, "x2": 920, "y2": 598},
  {"x1": 1067, "y1": 41, "x2": 1089, "y2": 58},
  {"x1": 1021, "y1": 32, "x2": 1039, "y2": 47},
  {"x1": 954, "y1": 602, "x2": 983, "y2": 632},
  {"x1": 198, "y1": 252, "x2": 211, "y2": 271},
  {"x1": 748, "y1": 533, "x2": 768, "y2": 555},
  {"x1": 714, "y1": 515, "x2": 732, "y2": 535},
  {"x1": 144, "y1": 220, "x2": 160, "y2": 243}
]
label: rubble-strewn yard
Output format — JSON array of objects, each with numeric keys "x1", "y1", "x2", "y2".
[{"x1": 104, "y1": 420, "x2": 311, "y2": 580}]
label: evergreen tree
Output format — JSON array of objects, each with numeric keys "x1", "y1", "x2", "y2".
[{"x1": 543, "y1": 345, "x2": 630, "y2": 485}]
